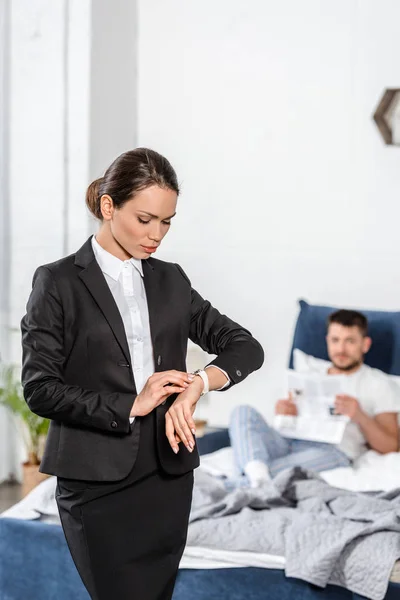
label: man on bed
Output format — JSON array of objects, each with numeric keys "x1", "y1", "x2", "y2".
[{"x1": 229, "y1": 309, "x2": 400, "y2": 488}]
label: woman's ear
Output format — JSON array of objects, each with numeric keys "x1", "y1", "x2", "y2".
[{"x1": 99, "y1": 194, "x2": 114, "y2": 221}]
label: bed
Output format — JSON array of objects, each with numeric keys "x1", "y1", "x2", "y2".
[
  {"x1": 1, "y1": 299, "x2": 400, "y2": 600},
  {"x1": 1, "y1": 513, "x2": 399, "y2": 600},
  {"x1": 1, "y1": 454, "x2": 400, "y2": 600}
]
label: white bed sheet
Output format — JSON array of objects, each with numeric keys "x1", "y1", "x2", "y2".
[
  {"x1": 180, "y1": 547, "x2": 286, "y2": 570},
  {"x1": 200, "y1": 446, "x2": 400, "y2": 492}
]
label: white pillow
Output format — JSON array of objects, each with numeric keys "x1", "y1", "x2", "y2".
[{"x1": 293, "y1": 348, "x2": 330, "y2": 374}]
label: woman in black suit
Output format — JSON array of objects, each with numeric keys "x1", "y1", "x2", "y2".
[{"x1": 21, "y1": 148, "x2": 264, "y2": 600}]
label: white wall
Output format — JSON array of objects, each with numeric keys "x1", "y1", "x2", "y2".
[
  {"x1": 8, "y1": 0, "x2": 137, "y2": 365},
  {"x1": 0, "y1": 0, "x2": 14, "y2": 483},
  {"x1": 137, "y1": 0, "x2": 400, "y2": 426},
  {"x1": 9, "y1": 0, "x2": 91, "y2": 366},
  {"x1": 3, "y1": 0, "x2": 137, "y2": 481},
  {"x1": 1, "y1": 0, "x2": 92, "y2": 481}
]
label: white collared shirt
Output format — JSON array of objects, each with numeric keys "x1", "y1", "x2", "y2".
[
  {"x1": 92, "y1": 236, "x2": 154, "y2": 423},
  {"x1": 91, "y1": 235, "x2": 230, "y2": 424}
]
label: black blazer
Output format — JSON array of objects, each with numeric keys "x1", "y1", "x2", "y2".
[{"x1": 21, "y1": 237, "x2": 264, "y2": 481}]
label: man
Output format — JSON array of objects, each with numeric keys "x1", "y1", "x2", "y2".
[{"x1": 229, "y1": 310, "x2": 400, "y2": 487}]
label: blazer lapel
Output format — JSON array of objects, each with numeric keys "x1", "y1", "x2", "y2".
[
  {"x1": 75, "y1": 237, "x2": 162, "y2": 368},
  {"x1": 75, "y1": 238, "x2": 131, "y2": 364},
  {"x1": 142, "y1": 258, "x2": 161, "y2": 367}
]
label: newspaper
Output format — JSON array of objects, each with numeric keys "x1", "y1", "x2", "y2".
[{"x1": 273, "y1": 370, "x2": 349, "y2": 444}]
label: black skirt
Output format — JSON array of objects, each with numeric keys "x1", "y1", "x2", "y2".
[{"x1": 56, "y1": 412, "x2": 194, "y2": 600}]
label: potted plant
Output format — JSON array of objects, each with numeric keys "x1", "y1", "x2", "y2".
[{"x1": 0, "y1": 364, "x2": 51, "y2": 497}]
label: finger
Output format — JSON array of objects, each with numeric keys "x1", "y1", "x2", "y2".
[
  {"x1": 165, "y1": 412, "x2": 179, "y2": 454},
  {"x1": 275, "y1": 400, "x2": 287, "y2": 415},
  {"x1": 161, "y1": 375, "x2": 191, "y2": 390},
  {"x1": 170, "y1": 369, "x2": 196, "y2": 380},
  {"x1": 161, "y1": 381, "x2": 189, "y2": 395},
  {"x1": 184, "y1": 409, "x2": 197, "y2": 436},
  {"x1": 169, "y1": 408, "x2": 192, "y2": 451},
  {"x1": 284, "y1": 398, "x2": 295, "y2": 406},
  {"x1": 176, "y1": 408, "x2": 195, "y2": 450},
  {"x1": 159, "y1": 385, "x2": 187, "y2": 399},
  {"x1": 152, "y1": 373, "x2": 189, "y2": 390},
  {"x1": 159, "y1": 371, "x2": 195, "y2": 386}
]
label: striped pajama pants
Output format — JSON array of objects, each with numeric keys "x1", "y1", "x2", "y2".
[{"x1": 225, "y1": 405, "x2": 351, "y2": 490}]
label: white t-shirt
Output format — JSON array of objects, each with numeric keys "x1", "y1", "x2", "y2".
[{"x1": 293, "y1": 350, "x2": 400, "y2": 460}]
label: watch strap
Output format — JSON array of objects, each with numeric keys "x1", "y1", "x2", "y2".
[{"x1": 192, "y1": 369, "x2": 209, "y2": 396}]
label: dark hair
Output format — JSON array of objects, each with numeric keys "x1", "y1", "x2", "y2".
[
  {"x1": 86, "y1": 148, "x2": 180, "y2": 220},
  {"x1": 327, "y1": 309, "x2": 368, "y2": 336}
]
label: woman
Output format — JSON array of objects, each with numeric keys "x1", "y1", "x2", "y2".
[{"x1": 21, "y1": 148, "x2": 264, "y2": 600}]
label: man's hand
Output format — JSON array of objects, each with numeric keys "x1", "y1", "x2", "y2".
[
  {"x1": 165, "y1": 377, "x2": 203, "y2": 454},
  {"x1": 334, "y1": 395, "x2": 363, "y2": 422},
  {"x1": 275, "y1": 397, "x2": 298, "y2": 416}
]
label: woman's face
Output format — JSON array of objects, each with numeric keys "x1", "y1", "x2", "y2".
[{"x1": 101, "y1": 185, "x2": 178, "y2": 260}]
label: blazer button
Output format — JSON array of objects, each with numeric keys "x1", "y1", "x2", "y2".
[
  {"x1": 157, "y1": 355, "x2": 162, "y2": 366},
  {"x1": 111, "y1": 421, "x2": 118, "y2": 429},
  {"x1": 236, "y1": 370, "x2": 242, "y2": 377}
]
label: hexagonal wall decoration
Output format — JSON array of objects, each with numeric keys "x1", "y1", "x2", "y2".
[{"x1": 373, "y1": 88, "x2": 400, "y2": 145}]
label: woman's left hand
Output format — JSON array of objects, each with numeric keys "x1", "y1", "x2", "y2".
[{"x1": 165, "y1": 377, "x2": 203, "y2": 454}]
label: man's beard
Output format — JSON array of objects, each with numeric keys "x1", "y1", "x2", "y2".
[{"x1": 331, "y1": 358, "x2": 363, "y2": 372}]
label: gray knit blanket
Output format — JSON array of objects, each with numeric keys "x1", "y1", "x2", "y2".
[{"x1": 188, "y1": 467, "x2": 400, "y2": 600}]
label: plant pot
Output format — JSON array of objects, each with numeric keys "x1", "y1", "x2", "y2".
[{"x1": 22, "y1": 462, "x2": 51, "y2": 498}]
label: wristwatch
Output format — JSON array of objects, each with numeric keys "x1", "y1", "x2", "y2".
[{"x1": 192, "y1": 369, "x2": 209, "y2": 396}]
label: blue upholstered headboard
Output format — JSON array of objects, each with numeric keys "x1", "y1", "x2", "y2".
[{"x1": 289, "y1": 299, "x2": 400, "y2": 375}]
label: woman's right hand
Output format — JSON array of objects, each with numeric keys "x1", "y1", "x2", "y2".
[{"x1": 130, "y1": 370, "x2": 195, "y2": 418}]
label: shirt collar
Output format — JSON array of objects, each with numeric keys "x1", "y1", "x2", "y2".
[
  {"x1": 91, "y1": 235, "x2": 144, "y2": 281},
  {"x1": 325, "y1": 362, "x2": 364, "y2": 378}
]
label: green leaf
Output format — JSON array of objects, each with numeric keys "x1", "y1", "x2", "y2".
[{"x1": 0, "y1": 364, "x2": 50, "y2": 457}]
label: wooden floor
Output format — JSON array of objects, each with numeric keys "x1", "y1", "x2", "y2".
[{"x1": 0, "y1": 481, "x2": 22, "y2": 513}]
